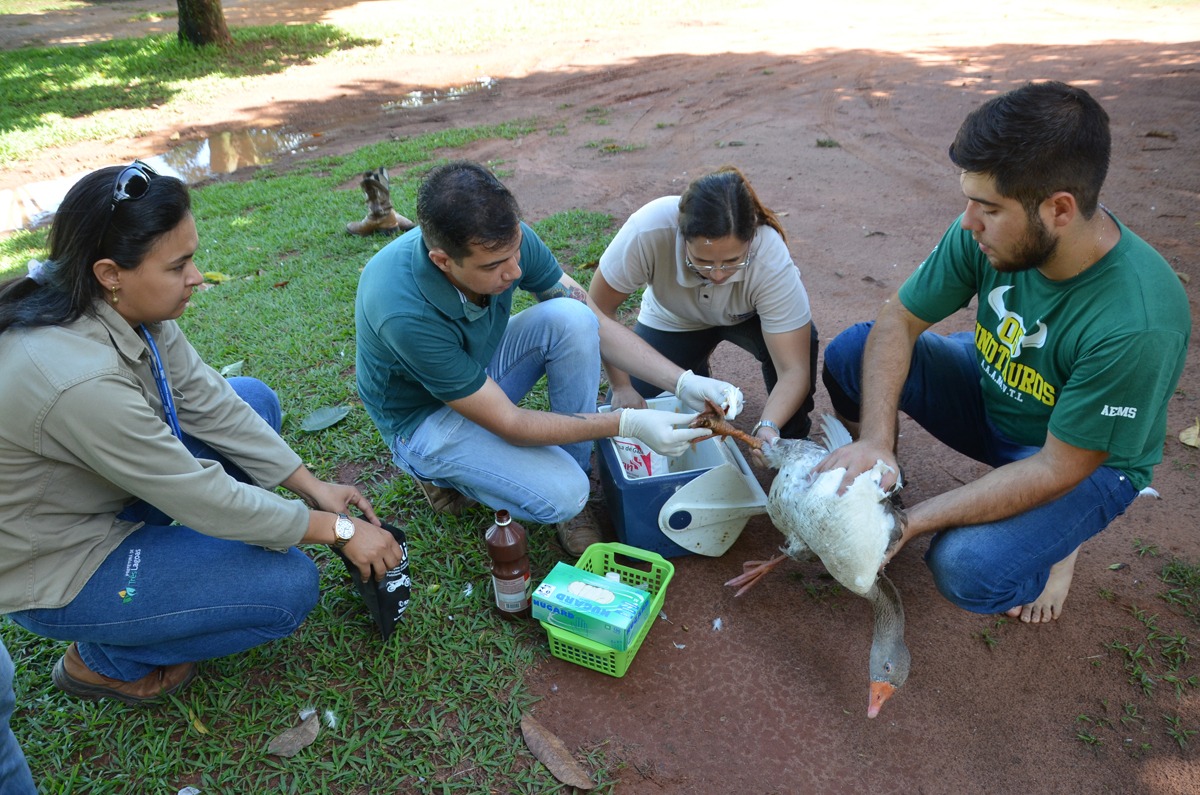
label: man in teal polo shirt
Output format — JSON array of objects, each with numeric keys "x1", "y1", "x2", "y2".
[{"x1": 356, "y1": 161, "x2": 743, "y2": 555}]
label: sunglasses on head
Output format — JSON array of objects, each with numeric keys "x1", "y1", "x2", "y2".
[{"x1": 110, "y1": 160, "x2": 158, "y2": 212}]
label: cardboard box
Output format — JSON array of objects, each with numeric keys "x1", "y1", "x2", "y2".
[{"x1": 532, "y1": 561, "x2": 651, "y2": 651}]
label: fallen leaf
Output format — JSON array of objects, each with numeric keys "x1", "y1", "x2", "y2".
[
  {"x1": 300, "y1": 405, "x2": 351, "y2": 432},
  {"x1": 188, "y1": 708, "x2": 209, "y2": 735},
  {"x1": 520, "y1": 713, "x2": 594, "y2": 790},
  {"x1": 267, "y1": 713, "x2": 319, "y2": 757},
  {"x1": 219, "y1": 360, "x2": 244, "y2": 378},
  {"x1": 203, "y1": 271, "x2": 232, "y2": 283},
  {"x1": 1180, "y1": 418, "x2": 1200, "y2": 448}
]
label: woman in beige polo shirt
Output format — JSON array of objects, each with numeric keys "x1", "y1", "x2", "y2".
[
  {"x1": 0, "y1": 163, "x2": 404, "y2": 705},
  {"x1": 589, "y1": 166, "x2": 818, "y2": 456}
]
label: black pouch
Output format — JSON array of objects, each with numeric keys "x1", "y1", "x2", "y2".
[{"x1": 332, "y1": 520, "x2": 411, "y2": 640}]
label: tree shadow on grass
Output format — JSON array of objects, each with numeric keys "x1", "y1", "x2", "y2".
[{"x1": 0, "y1": 23, "x2": 373, "y2": 135}]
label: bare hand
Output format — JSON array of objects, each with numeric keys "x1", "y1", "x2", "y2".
[
  {"x1": 749, "y1": 428, "x2": 779, "y2": 468},
  {"x1": 608, "y1": 384, "x2": 647, "y2": 412},
  {"x1": 814, "y1": 439, "x2": 900, "y2": 495},
  {"x1": 342, "y1": 518, "x2": 405, "y2": 582},
  {"x1": 304, "y1": 481, "x2": 381, "y2": 526}
]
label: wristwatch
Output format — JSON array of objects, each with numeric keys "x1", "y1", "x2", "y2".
[
  {"x1": 332, "y1": 513, "x2": 355, "y2": 549},
  {"x1": 751, "y1": 419, "x2": 780, "y2": 438}
]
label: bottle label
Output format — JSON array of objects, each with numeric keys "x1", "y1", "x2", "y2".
[{"x1": 492, "y1": 573, "x2": 531, "y2": 612}]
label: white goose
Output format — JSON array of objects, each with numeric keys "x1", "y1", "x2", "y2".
[{"x1": 700, "y1": 409, "x2": 910, "y2": 718}]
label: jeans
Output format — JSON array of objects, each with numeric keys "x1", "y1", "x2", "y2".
[
  {"x1": 822, "y1": 322, "x2": 1138, "y2": 613},
  {"x1": 390, "y1": 299, "x2": 599, "y2": 525},
  {"x1": 0, "y1": 637, "x2": 36, "y2": 795},
  {"x1": 7, "y1": 378, "x2": 319, "y2": 682},
  {"x1": 623, "y1": 318, "x2": 819, "y2": 439}
]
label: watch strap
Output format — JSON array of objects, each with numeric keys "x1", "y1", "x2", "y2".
[{"x1": 751, "y1": 419, "x2": 780, "y2": 437}]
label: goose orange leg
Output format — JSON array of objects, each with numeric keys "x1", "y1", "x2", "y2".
[{"x1": 724, "y1": 554, "x2": 788, "y2": 597}]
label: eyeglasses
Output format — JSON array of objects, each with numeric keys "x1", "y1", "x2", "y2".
[
  {"x1": 684, "y1": 246, "x2": 752, "y2": 275},
  {"x1": 110, "y1": 161, "x2": 158, "y2": 212}
]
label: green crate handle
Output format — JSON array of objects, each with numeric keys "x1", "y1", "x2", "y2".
[{"x1": 590, "y1": 542, "x2": 669, "y2": 566}]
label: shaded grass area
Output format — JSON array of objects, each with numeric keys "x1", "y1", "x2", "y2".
[
  {"x1": 0, "y1": 23, "x2": 373, "y2": 165},
  {"x1": 0, "y1": 0, "x2": 726, "y2": 167},
  {"x1": 0, "y1": 122, "x2": 624, "y2": 793}
]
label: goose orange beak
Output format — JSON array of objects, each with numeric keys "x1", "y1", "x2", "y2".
[{"x1": 867, "y1": 681, "x2": 896, "y2": 719}]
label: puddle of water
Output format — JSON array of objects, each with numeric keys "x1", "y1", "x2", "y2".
[
  {"x1": 1, "y1": 127, "x2": 312, "y2": 234},
  {"x1": 381, "y1": 77, "x2": 496, "y2": 112},
  {"x1": 2, "y1": 77, "x2": 498, "y2": 235}
]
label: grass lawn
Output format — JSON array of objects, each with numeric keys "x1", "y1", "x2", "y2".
[{"x1": 0, "y1": 119, "x2": 627, "y2": 791}]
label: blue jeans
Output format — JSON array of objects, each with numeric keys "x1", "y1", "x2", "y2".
[
  {"x1": 390, "y1": 299, "x2": 598, "y2": 525},
  {"x1": 623, "y1": 318, "x2": 819, "y2": 439},
  {"x1": 822, "y1": 322, "x2": 1138, "y2": 613},
  {"x1": 7, "y1": 378, "x2": 319, "y2": 682},
  {"x1": 0, "y1": 636, "x2": 36, "y2": 795}
]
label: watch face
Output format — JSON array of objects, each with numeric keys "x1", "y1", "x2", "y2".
[{"x1": 335, "y1": 515, "x2": 355, "y2": 540}]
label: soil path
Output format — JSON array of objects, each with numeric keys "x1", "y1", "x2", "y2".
[{"x1": 6, "y1": 2, "x2": 1200, "y2": 792}]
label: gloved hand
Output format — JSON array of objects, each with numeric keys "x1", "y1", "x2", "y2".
[
  {"x1": 674, "y1": 369, "x2": 744, "y2": 419},
  {"x1": 618, "y1": 408, "x2": 708, "y2": 457}
]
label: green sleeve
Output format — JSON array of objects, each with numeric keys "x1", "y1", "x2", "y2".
[{"x1": 898, "y1": 216, "x2": 981, "y2": 323}]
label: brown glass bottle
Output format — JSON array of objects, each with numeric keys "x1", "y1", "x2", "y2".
[{"x1": 486, "y1": 510, "x2": 531, "y2": 619}]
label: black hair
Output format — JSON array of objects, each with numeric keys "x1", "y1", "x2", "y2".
[
  {"x1": 948, "y1": 81, "x2": 1110, "y2": 218},
  {"x1": 0, "y1": 165, "x2": 192, "y2": 335},
  {"x1": 415, "y1": 160, "x2": 522, "y2": 260},
  {"x1": 678, "y1": 165, "x2": 787, "y2": 244}
]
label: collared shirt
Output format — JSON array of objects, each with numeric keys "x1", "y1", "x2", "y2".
[
  {"x1": 598, "y1": 195, "x2": 811, "y2": 333},
  {"x1": 355, "y1": 223, "x2": 564, "y2": 443},
  {"x1": 0, "y1": 301, "x2": 308, "y2": 612}
]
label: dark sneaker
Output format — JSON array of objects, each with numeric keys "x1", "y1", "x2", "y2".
[
  {"x1": 556, "y1": 504, "x2": 602, "y2": 557},
  {"x1": 52, "y1": 643, "x2": 196, "y2": 705},
  {"x1": 415, "y1": 478, "x2": 475, "y2": 516}
]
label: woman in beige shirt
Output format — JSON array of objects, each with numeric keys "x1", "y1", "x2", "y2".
[
  {"x1": 0, "y1": 163, "x2": 404, "y2": 705},
  {"x1": 589, "y1": 166, "x2": 818, "y2": 458}
]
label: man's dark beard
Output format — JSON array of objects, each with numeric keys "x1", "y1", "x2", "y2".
[{"x1": 993, "y1": 214, "x2": 1058, "y2": 273}]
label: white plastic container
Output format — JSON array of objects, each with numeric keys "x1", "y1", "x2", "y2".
[{"x1": 597, "y1": 396, "x2": 768, "y2": 557}]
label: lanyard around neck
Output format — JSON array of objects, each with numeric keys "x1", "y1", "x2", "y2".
[{"x1": 139, "y1": 324, "x2": 183, "y2": 440}]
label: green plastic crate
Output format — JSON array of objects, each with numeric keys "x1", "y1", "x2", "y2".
[{"x1": 540, "y1": 542, "x2": 674, "y2": 677}]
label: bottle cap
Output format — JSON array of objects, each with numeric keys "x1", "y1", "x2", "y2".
[{"x1": 605, "y1": 571, "x2": 620, "y2": 582}]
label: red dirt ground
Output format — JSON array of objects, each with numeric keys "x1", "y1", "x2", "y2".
[{"x1": 5, "y1": 2, "x2": 1200, "y2": 793}]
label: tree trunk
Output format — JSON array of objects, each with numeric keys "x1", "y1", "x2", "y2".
[{"x1": 176, "y1": 0, "x2": 233, "y2": 47}]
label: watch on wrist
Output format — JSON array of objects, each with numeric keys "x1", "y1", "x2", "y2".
[
  {"x1": 332, "y1": 513, "x2": 355, "y2": 549},
  {"x1": 751, "y1": 419, "x2": 780, "y2": 438}
]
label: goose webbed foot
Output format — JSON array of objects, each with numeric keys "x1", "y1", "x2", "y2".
[{"x1": 724, "y1": 554, "x2": 787, "y2": 597}]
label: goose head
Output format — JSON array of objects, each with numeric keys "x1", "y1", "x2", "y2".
[{"x1": 866, "y1": 572, "x2": 910, "y2": 718}]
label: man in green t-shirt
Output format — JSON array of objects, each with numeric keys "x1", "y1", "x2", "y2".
[
  {"x1": 819, "y1": 82, "x2": 1190, "y2": 623},
  {"x1": 356, "y1": 161, "x2": 743, "y2": 556}
]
